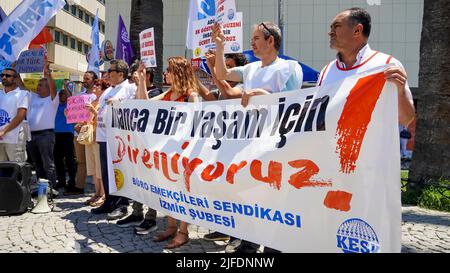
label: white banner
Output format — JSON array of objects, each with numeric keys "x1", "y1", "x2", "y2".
[
  {"x1": 0, "y1": 0, "x2": 66, "y2": 62},
  {"x1": 192, "y1": 12, "x2": 242, "y2": 58},
  {"x1": 106, "y1": 65, "x2": 401, "y2": 253},
  {"x1": 139, "y1": 28, "x2": 157, "y2": 68},
  {"x1": 215, "y1": 0, "x2": 236, "y2": 25}
]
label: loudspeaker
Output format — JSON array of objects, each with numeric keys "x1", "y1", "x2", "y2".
[{"x1": 0, "y1": 162, "x2": 33, "y2": 216}]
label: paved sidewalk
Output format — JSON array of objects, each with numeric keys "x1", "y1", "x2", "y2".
[{"x1": 0, "y1": 190, "x2": 449, "y2": 253}]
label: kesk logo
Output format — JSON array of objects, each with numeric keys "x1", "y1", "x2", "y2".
[
  {"x1": 114, "y1": 169, "x2": 125, "y2": 191},
  {"x1": 0, "y1": 109, "x2": 11, "y2": 126},
  {"x1": 230, "y1": 42, "x2": 240, "y2": 52},
  {"x1": 227, "y1": 9, "x2": 235, "y2": 20},
  {"x1": 336, "y1": 218, "x2": 380, "y2": 253}
]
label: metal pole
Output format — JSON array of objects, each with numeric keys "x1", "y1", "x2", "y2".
[{"x1": 278, "y1": 0, "x2": 284, "y2": 55}]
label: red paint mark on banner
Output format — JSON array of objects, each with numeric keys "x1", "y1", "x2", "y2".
[
  {"x1": 323, "y1": 190, "x2": 353, "y2": 211},
  {"x1": 288, "y1": 160, "x2": 332, "y2": 189},
  {"x1": 226, "y1": 161, "x2": 247, "y2": 184},
  {"x1": 336, "y1": 72, "x2": 386, "y2": 173},
  {"x1": 201, "y1": 163, "x2": 225, "y2": 181},
  {"x1": 250, "y1": 160, "x2": 282, "y2": 190}
]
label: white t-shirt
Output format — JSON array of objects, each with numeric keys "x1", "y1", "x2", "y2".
[
  {"x1": 96, "y1": 80, "x2": 136, "y2": 142},
  {"x1": 0, "y1": 87, "x2": 29, "y2": 144},
  {"x1": 27, "y1": 92, "x2": 59, "y2": 132},
  {"x1": 317, "y1": 44, "x2": 413, "y2": 101},
  {"x1": 232, "y1": 58, "x2": 303, "y2": 93}
]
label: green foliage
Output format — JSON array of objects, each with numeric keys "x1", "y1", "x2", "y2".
[{"x1": 418, "y1": 178, "x2": 450, "y2": 212}]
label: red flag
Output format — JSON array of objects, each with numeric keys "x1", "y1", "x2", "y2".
[{"x1": 29, "y1": 27, "x2": 53, "y2": 49}]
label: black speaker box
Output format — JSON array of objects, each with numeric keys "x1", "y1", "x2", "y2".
[{"x1": 0, "y1": 162, "x2": 33, "y2": 216}]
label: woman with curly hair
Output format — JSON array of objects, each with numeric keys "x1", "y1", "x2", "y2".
[{"x1": 136, "y1": 56, "x2": 199, "y2": 249}]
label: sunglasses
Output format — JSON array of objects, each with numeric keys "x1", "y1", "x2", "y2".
[
  {"x1": 108, "y1": 68, "x2": 119, "y2": 73},
  {"x1": 259, "y1": 22, "x2": 275, "y2": 37},
  {"x1": 1, "y1": 74, "x2": 14, "y2": 78}
]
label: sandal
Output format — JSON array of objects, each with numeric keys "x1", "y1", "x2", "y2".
[
  {"x1": 164, "y1": 231, "x2": 190, "y2": 249},
  {"x1": 153, "y1": 226, "x2": 178, "y2": 242},
  {"x1": 84, "y1": 195, "x2": 100, "y2": 205},
  {"x1": 90, "y1": 196, "x2": 105, "y2": 207}
]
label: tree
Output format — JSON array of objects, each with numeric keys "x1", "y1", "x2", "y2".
[
  {"x1": 407, "y1": 1, "x2": 450, "y2": 202},
  {"x1": 130, "y1": 0, "x2": 164, "y2": 87}
]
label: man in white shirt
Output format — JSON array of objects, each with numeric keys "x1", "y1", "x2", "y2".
[
  {"x1": 27, "y1": 63, "x2": 59, "y2": 190},
  {"x1": 318, "y1": 7, "x2": 415, "y2": 126},
  {"x1": 0, "y1": 68, "x2": 29, "y2": 162},
  {"x1": 91, "y1": 59, "x2": 136, "y2": 217},
  {"x1": 213, "y1": 21, "x2": 303, "y2": 107},
  {"x1": 213, "y1": 21, "x2": 299, "y2": 253}
]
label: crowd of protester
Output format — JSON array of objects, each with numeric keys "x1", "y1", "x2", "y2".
[{"x1": 0, "y1": 7, "x2": 415, "y2": 253}]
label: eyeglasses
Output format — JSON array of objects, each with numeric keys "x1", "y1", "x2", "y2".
[
  {"x1": 1, "y1": 74, "x2": 14, "y2": 78},
  {"x1": 259, "y1": 22, "x2": 274, "y2": 37},
  {"x1": 108, "y1": 69, "x2": 119, "y2": 73}
]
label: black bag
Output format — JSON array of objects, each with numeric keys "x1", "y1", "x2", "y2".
[
  {"x1": 400, "y1": 129, "x2": 411, "y2": 139},
  {"x1": 0, "y1": 162, "x2": 33, "y2": 216}
]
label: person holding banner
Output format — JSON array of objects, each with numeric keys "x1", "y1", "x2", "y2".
[
  {"x1": 318, "y1": 7, "x2": 415, "y2": 126},
  {"x1": 0, "y1": 68, "x2": 29, "y2": 162},
  {"x1": 26, "y1": 62, "x2": 59, "y2": 191},
  {"x1": 65, "y1": 71, "x2": 98, "y2": 196},
  {"x1": 115, "y1": 61, "x2": 160, "y2": 235},
  {"x1": 213, "y1": 21, "x2": 303, "y2": 253},
  {"x1": 91, "y1": 60, "x2": 135, "y2": 219},
  {"x1": 136, "y1": 56, "x2": 199, "y2": 249},
  {"x1": 212, "y1": 21, "x2": 303, "y2": 107},
  {"x1": 83, "y1": 79, "x2": 110, "y2": 207}
]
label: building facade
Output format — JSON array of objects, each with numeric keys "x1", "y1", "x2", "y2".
[
  {"x1": 0, "y1": 0, "x2": 106, "y2": 82},
  {"x1": 106, "y1": 0, "x2": 423, "y2": 89}
]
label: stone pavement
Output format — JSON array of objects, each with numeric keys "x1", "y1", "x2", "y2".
[{"x1": 0, "y1": 188, "x2": 449, "y2": 253}]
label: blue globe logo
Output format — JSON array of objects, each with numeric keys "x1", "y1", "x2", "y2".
[
  {"x1": 230, "y1": 42, "x2": 240, "y2": 52},
  {"x1": 336, "y1": 218, "x2": 380, "y2": 253},
  {"x1": 227, "y1": 9, "x2": 235, "y2": 20},
  {"x1": 0, "y1": 109, "x2": 11, "y2": 127}
]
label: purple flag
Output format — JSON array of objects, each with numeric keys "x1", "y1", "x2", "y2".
[{"x1": 115, "y1": 15, "x2": 135, "y2": 65}]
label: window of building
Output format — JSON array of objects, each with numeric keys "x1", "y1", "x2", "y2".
[
  {"x1": 78, "y1": 9, "x2": 84, "y2": 20},
  {"x1": 63, "y1": 4, "x2": 69, "y2": 12},
  {"x1": 90, "y1": 16, "x2": 94, "y2": 26},
  {"x1": 84, "y1": 13, "x2": 90, "y2": 24},
  {"x1": 54, "y1": 30, "x2": 61, "y2": 43},
  {"x1": 62, "y1": 34, "x2": 68, "y2": 46},
  {"x1": 70, "y1": 37, "x2": 76, "y2": 49},
  {"x1": 100, "y1": 23, "x2": 105, "y2": 34},
  {"x1": 77, "y1": 41, "x2": 83, "y2": 53},
  {"x1": 71, "y1": 5, "x2": 77, "y2": 16},
  {"x1": 84, "y1": 44, "x2": 89, "y2": 54}
]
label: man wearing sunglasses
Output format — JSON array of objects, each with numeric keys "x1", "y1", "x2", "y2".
[
  {"x1": 91, "y1": 59, "x2": 136, "y2": 219},
  {"x1": 0, "y1": 68, "x2": 29, "y2": 162},
  {"x1": 212, "y1": 21, "x2": 303, "y2": 107}
]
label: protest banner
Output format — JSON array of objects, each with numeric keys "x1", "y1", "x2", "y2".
[
  {"x1": 66, "y1": 95, "x2": 92, "y2": 124},
  {"x1": 139, "y1": 28, "x2": 157, "y2": 68},
  {"x1": 215, "y1": 0, "x2": 236, "y2": 25},
  {"x1": 0, "y1": 0, "x2": 65, "y2": 62},
  {"x1": 0, "y1": 58, "x2": 11, "y2": 71},
  {"x1": 15, "y1": 47, "x2": 46, "y2": 73},
  {"x1": 192, "y1": 12, "x2": 242, "y2": 58},
  {"x1": 106, "y1": 65, "x2": 401, "y2": 252}
]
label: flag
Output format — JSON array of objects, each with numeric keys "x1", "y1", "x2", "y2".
[
  {"x1": 88, "y1": 9, "x2": 100, "y2": 77},
  {"x1": 115, "y1": 15, "x2": 134, "y2": 65},
  {"x1": 29, "y1": 27, "x2": 54, "y2": 49},
  {"x1": 0, "y1": 6, "x2": 7, "y2": 24},
  {"x1": 0, "y1": 0, "x2": 65, "y2": 62},
  {"x1": 186, "y1": 0, "x2": 216, "y2": 49}
]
